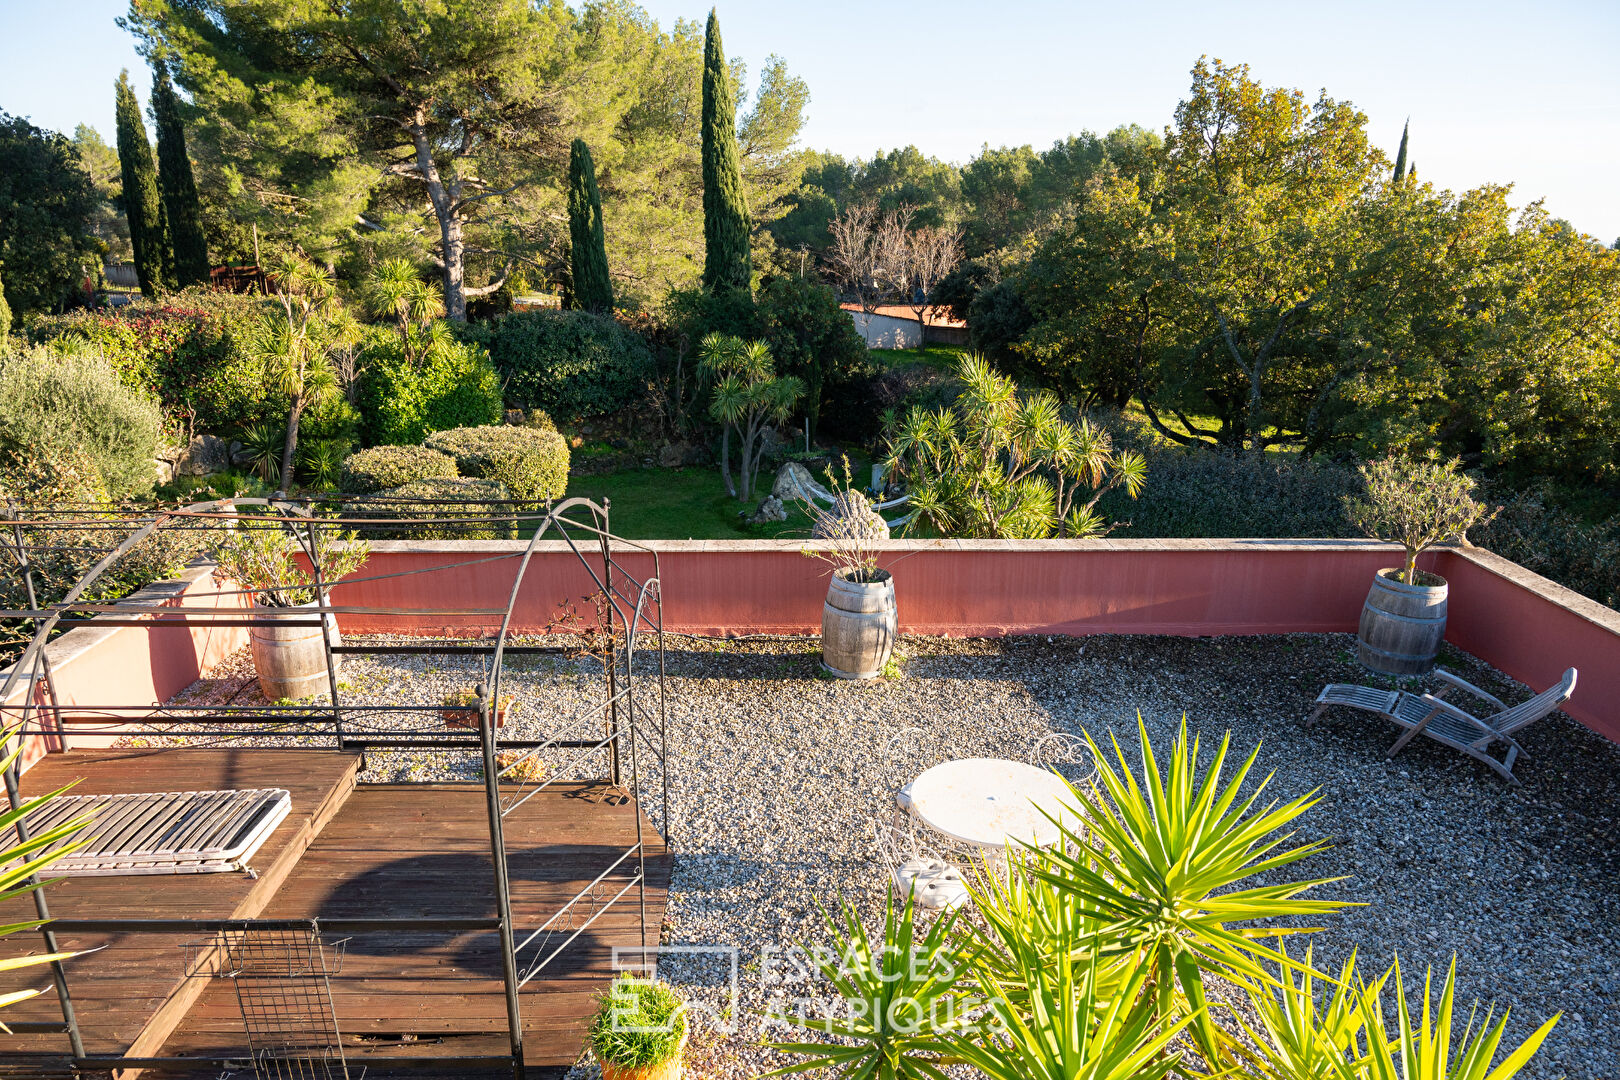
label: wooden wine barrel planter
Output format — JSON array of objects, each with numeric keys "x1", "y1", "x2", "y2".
[
  {"x1": 248, "y1": 600, "x2": 342, "y2": 701},
  {"x1": 821, "y1": 568, "x2": 897, "y2": 680},
  {"x1": 1357, "y1": 568, "x2": 1448, "y2": 675}
]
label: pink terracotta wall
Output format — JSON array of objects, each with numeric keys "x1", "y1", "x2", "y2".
[
  {"x1": 12, "y1": 541, "x2": 1615, "y2": 776},
  {"x1": 1434, "y1": 548, "x2": 1619, "y2": 742},
  {"x1": 327, "y1": 538, "x2": 1427, "y2": 638},
  {"x1": 2, "y1": 564, "x2": 252, "y2": 768}
]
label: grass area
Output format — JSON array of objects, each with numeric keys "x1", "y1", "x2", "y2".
[
  {"x1": 563, "y1": 466, "x2": 818, "y2": 540},
  {"x1": 867, "y1": 343, "x2": 967, "y2": 371}
]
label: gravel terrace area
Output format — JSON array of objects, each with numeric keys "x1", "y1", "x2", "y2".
[{"x1": 141, "y1": 632, "x2": 1620, "y2": 1079}]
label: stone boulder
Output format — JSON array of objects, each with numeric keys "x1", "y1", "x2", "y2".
[
  {"x1": 175, "y1": 434, "x2": 232, "y2": 477},
  {"x1": 772, "y1": 461, "x2": 834, "y2": 505},
  {"x1": 746, "y1": 495, "x2": 788, "y2": 525}
]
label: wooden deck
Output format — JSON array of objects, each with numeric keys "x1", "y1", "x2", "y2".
[
  {"x1": 0, "y1": 749, "x2": 361, "y2": 1072},
  {"x1": 0, "y1": 751, "x2": 670, "y2": 1078},
  {"x1": 160, "y1": 781, "x2": 670, "y2": 1074}
]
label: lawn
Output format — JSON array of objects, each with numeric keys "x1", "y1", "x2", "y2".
[
  {"x1": 563, "y1": 466, "x2": 820, "y2": 540},
  {"x1": 868, "y1": 343, "x2": 967, "y2": 371}
]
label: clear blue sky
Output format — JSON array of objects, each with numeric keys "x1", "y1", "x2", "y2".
[{"x1": 3, "y1": 0, "x2": 1616, "y2": 241}]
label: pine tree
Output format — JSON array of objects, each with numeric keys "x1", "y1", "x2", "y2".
[
  {"x1": 1392, "y1": 119, "x2": 1409, "y2": 185},
  {"x1": 152, "y1": 64, "x2": 210, "y2": 287},
  {"x1": 115, "y1": 70, "x2": 169, "y2": 296},
  {"x1": 700, "y1": 9, "x2": 751, "y2": 293},
  {"x1": 567, "y1": 138, "x2": 613, "y2": 313}
]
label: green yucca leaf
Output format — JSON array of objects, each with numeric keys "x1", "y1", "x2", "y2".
[
  {"x1": 765, "y1": 891, "x2": 973, "y2": 1080},
  {"x1": 1351, "y1": 956, "x2": 1558, "y2": 1080},
  {"x1": 1235, "y1": 945, "x2": 1380, "y2": 1080},
  {"x1": 1024, "y1": 715, "x2": 1353, "y2": 1064}
]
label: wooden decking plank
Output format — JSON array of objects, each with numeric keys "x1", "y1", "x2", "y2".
[
  {"x1": 158, "y1": 780, "x2": 670, "y2": 1069},
  {"x1": 0, "y1": 749, "x2": 361, "y2": 1063}
]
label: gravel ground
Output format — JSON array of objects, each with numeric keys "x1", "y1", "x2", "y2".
[{"x1": 141, "y1": 632, "x2": 1619, "y2": 1079}]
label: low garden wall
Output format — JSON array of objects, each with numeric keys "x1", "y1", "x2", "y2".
[
  {"x1": 1, "y1": 562, "x2": 251, "y2": 769},
  {"x1": 9, "y1": 540, "x2": 1617, "y2": 773}
]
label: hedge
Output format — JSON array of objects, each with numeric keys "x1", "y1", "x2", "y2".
[
  {"x1": 424, "y1": 425, "x2": 570, "y2": 503},
  {"x1": 458, "y1": 309, "x2": 653, "y2": 423},
  {"x1": 350, "y1": 477, "x2": 516, "y2": 540},
  {"x1": 355, "y1": 332, "x2": 503, "y2": 446},
  {"x1": 26, "y1": 291, "x2": 276, "y2": 435},
  {"x1": 340, "y1": 444, "x2": 458, "y2": 494}
]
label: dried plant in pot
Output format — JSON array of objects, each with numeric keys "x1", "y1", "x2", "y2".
[
  {"x1": 211, "y1": 516, "x2": 369, "y2": 700},
  {"x1": 588, "y1": 975, "x2": 688, "y2": 1080},
  {"x1": 441, "y1": 688, "x2": 517, "y2": 729},
  {"x1": 798, "y1": 457, "x2": 897, "y2": 680},
  {"x1": 1345, "y1": 455, "x2": 1495, "y2": 675}
]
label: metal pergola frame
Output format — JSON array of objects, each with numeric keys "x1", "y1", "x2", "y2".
[{"x1": 1, "y1": 494, "x2": 672, "y2": 1079}]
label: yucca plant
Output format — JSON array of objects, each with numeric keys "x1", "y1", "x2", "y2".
[
  {"x1": 0, "y1": 725, "x2": 94, "y2": 1025},
  {"x1": 884, "y1": 354, "x2": 1145, "y2": 539},
  {"x1": 1350, "y1": 957, "x2": 1558, "y2": 1080},
  {"x1": 238, "y1": 421, "x2": 285, "y2": 485},
  {"x1": 767, "y1": 891, "x2": 972, "y2": 1080},
  {"x1": 1235, "y1": 946, "x2": 1380, "y2": 1080},
  {"x1": 947, "y1": 940, "x2": 1195, "y2": 1080},
  {"x1": 1027, "y1": 717, "x2": 1353, "y2": 1064}
]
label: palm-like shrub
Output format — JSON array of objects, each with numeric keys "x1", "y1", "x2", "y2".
[
  {"x1": 1, "y1": 723, "x2": 94, "y2": 1015},
  {"x1": 341, "y1": 444, "x2": 458, "y2": 494},
  {"x1": 424, "y1": 425, "x2": 569, "y2": 503},
  {"x1": 885, "y1": 354, "x2": 1146, "y2": 538},
  {"x1": 699, "y1": 334, "x2": 803, "y2": 503}
]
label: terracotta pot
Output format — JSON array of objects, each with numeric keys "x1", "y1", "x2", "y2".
[
  {"x1": 442, "y1": 706, "x2": 509, "y2": 729},
  {"x1": 598, "y1": 1032, "x2": 686, "y2": 1080}
]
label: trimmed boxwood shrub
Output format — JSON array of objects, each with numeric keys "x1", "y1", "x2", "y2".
[
  {"x1": 424, "y1": 425, "x2": 570, "y2": 503},
  {"x1": 458, "y1": 309, "x2": 653, "y2": 423},
  {"x1": 340, "y1": 444, "x2": 458, "y2": 494},
  {"x1": 355, "y1": 332, "x2": 503, "y2": 446},
  {"x1": 350, "y1": 477, "x2": 516, "y2": 540}
]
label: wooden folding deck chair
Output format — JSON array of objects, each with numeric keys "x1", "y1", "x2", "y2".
[{"x1": 1305, "y1": 667, "x2": 1577, "y2": 784}]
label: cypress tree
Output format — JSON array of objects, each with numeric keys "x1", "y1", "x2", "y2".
[
  {"x1": 1392, "y1": 119, "x2": 1409, "y2": 185},
  {"x1": 700, "y1": 9, "x2": 751, "y2": 293},
  {"x1": 114, "y1": 70, "x2": 169, "y2": 297},
  {"x1": 567, "y1": 138, "x2": 614, "y2": 313},
  {"x1": 152, "y1": 64, "x2": 210, "y2": 287}
]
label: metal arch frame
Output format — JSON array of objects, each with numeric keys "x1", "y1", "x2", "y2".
[{"x1": 0, "y1": 495, "x2": 673, "y2": 1079}]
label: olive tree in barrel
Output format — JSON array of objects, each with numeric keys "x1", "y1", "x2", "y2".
[
  {"x1": 1345, "y1": 456, "x2": 1494, "y2": 675},
  {"x1": 212, "y1": 515, "x2": 370, "y2": 700}
]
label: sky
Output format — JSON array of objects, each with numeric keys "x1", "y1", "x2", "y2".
[{"x1": 2, "y1": 0, "x2": 1616, "y2": 241}]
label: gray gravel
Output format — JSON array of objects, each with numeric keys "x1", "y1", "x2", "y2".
[{"x1": 143, "y1": 632, "x2": 1619, "y2": 1079}]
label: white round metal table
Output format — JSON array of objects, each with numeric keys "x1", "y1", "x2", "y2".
[{"x1": 904, "y1": 757, "x2": 1081, "y2": 850}]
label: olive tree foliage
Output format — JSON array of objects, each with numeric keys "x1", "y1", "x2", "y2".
[
  {"x1": 886, "y1": 354, "x2": 1146, "y2": 539},
  {"x1": 125, "y1": 0, "x2": 809, "y2": 314},
  {"x1": 1346, "y1": 455, "x2": 1495, "y2": 585}
]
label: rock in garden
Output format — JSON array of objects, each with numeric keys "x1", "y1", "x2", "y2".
[
  {"x1": 747, "y1": 496, "x2": 788, "y2": 524},
  {"x1": 175, "y1": 434, "x2": 231, "y2": 477},
  {"x1": 772, "y1": 461, "x2": 833, "y2": 505}
]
